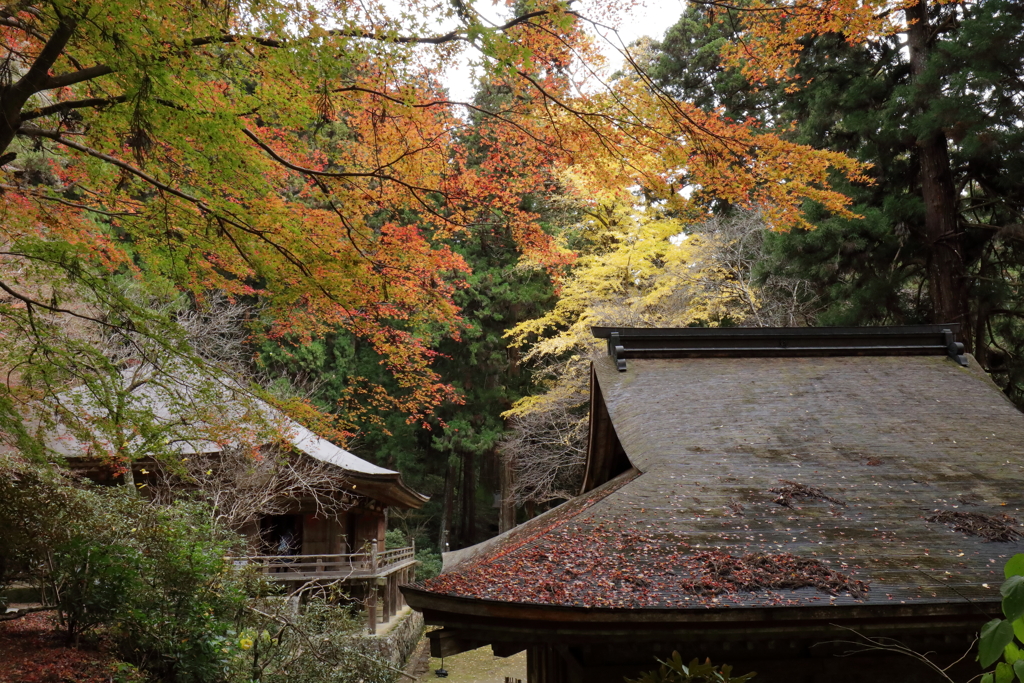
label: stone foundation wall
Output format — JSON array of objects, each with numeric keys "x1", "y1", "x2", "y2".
[{"x1": 356, "y1": 609, "x2": 424, "y2": 668}]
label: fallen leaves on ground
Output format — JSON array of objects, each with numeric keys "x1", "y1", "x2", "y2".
[{"x1": 0, "y1": 612, "x2": 122, "y2": 683}]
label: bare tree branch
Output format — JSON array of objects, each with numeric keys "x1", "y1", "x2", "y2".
[
  {"x1": 144, "y1": 446, "x2": 355, "y2": 536},
  {"x1": 500, "y1": 367, "x2": 589, "y2": 507},
  {"x1": 821, "y1": 624, "x2": 977, "y2": 683}
]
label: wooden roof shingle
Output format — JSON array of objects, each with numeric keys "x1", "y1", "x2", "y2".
[{"x1": 414, "y1": 332, "x2": 1023, "y2": 614}]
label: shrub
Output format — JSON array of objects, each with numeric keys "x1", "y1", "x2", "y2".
[
  {"x1": 1, "y1": 457, "x2": 251, "y2": 682},
  {"x1": 384, "y1": 529, "x2": 408, "y2": 549},
  {"x1": 414, "y1": 549, "x2": 442, "y2": 581},
  {"x1": 628, "y1": 652, "x2": 755, "y2": 683},
  {"x1": 50, "y1": 537, "x2": 141, "y2": 646},
  {"x1": 101, "y1": 496, "x2": 248, "y2": 683},
  {"x1": 0, "y1": 457, "x2": 93, "y2": 601},
  {"x1": 977, "y1": 553, "x2": 1024, "y2": 683},
  {"x1": 234, "y1": 599, "x2": 399, "y2": 683}
]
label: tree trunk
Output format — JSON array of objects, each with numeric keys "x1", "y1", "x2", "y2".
[
  {"x1": 0, "y1": 16, "x2": 79, "y2": 158},
  {"x1": 974, "y1": 252, "x2": 990, "y2": 368},
  {"x1": 905, "y1": 0, "x2": 972, "y2": 348},
  {"x1": 439, "y1": 455, "x2": 457, "y2": 553},
  {"x1": 499, "y1": 450, "x2": 516, "y2": 533},
  {"x1": 459, "y1": 450, "x2": 476, "y2": 548}
]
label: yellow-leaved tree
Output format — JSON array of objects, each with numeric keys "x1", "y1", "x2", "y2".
[{"x1": 498, "y1": 172, "x2": 819, "y2": 513}]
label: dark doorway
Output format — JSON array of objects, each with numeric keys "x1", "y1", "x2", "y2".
[{"x1": 260, "y1": 514, "x2": 303, "y2": 556}]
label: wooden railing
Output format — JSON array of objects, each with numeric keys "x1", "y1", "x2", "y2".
[{"x1": 228, "y1": 544, "x2": 416, "y2": 581}]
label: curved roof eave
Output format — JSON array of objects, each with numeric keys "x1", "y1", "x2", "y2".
[
  {"x1": 343, "y1": 470, "x2": 430, "y2": 509},
  {"x1": 401, "y1": 583, "x2": 994, "y2": 627}
]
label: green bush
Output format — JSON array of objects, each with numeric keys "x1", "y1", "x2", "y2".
[
  {"x1": 234, "y1": 599, "x2": 398, "y2": 683},
  {"x1": 628, "y1": 652, "x2": 755, "y2": 683},
  {"x1": 3, "y1": 457, "x2": 409, "y2": 683},
  {"x1": 106, "y1": 497, "x2": 248, "y2": 683},
  {"x1": 50, "y1": 537, "x2": 141, "y2": 646},
  {"x1": 2, "y1": 457, "x2": 251, "y2": 682},
  {"x1": 977, "y1": 554, "x2": 1024, "y2": 683},
  {"x1": 0, "y1": 458, "x2": 94, "y2": 599},
  {"x1": 384, "y1": 529, "x2": 408, "y2": 549},
  {"x1": 414, "y1": 549, "x2": 442, "y2": 581}
]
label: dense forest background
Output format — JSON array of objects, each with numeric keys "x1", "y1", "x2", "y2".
[{"x1": 0, "y1": 0, "x2": 1021, "y2": 635}]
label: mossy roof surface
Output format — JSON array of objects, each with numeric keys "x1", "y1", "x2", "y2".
[{"x1": 421, "y1": 355, "x2": 1023, "y2": 609}]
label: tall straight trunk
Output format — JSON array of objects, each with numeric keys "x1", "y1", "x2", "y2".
[
  {"x1": 460, "y1": 450, "x2": 476, "y2": 548},
  {"x1": 439, "y1": 455, "x2": 457, "y2": 553},
  {"x1": 499, "y1": 451, "x2": 516, "y2": 533},
  {"x1": 974, "y1": 255, "x2": 990, "y2": 367},
  {"x1": 905, "y1": 0, "x2": 972, "y2": 348}
]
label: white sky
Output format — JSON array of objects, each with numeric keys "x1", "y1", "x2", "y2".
[{"x1": 443, "y1": 0, "x2": 689, "y2": 102}]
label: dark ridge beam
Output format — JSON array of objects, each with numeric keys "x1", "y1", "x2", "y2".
[{"x1": 592, "y1": 325, "x2": 968, "y2": 371}]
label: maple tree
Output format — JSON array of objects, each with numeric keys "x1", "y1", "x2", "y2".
[
  {"x1": 0, "y1": 0, "x2": 868, "y2": 473},
  {"x1": 256, "y1": 91, "x2": 566, "y2": 549}
]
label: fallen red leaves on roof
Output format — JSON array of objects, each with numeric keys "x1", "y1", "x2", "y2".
[
  {"x1": 927, "y1": 510, "x2": 1022, "y2": 542},
  {"x1": 679, "y1": 550, "x2": 869, "y2": 599},
  {"x1": 423, "y1": 523, "x2": 869, "y2": 608}
]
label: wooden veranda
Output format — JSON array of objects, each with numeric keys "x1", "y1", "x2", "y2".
[{"x1": 230, "y1": 545, "x2": 418, "y2": 632}]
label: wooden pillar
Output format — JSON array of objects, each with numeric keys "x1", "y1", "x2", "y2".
[
  {"x1": 527, "y1": 645, "x2": 541, "y2": 683},
  {"x1": 366, "y1": 581, "x2": 377, "y2": 634},
  {"x1": 382, "y1": 577, "x2": 391, "y2": 621},
  {"x1": 389, "y1": 573, "x2": 397, "y2": 618},
  {"x1": 527, "y1": 645, "x2": 567, "y2": 683},
  {"x1": 377, "y1": 583, "x2": 384, "y2": 622},
  {"x1": 386, "y1": 575, "x2": 393, "y2": 617}
]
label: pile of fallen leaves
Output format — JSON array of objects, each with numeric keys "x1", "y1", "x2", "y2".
[
  {"x1": 927, "y1": 511, "x2": 1023, "y2": 542},
  {"x1": 424, "y1": 525, "x2": 672, "y2": 608},
  {"x1": 678, "y1": 551, "x2": 870, "y2": 599},
  {"x1": 423, "y1": 523, "x2": 870, "y2": 608},
  {"x1": 770, "y1": 480, "x2": 846, "y2": 508},
  {"x1": 0, "y1": 612, "x2": 125, "y2": 683}
]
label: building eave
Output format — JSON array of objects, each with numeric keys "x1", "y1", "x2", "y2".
[
  {"x1": 402, "y1": 584, "x2": 996, "y2": 628},
  {"x1": 345, "y1": 471, "x2": 430, "y2": 509}
]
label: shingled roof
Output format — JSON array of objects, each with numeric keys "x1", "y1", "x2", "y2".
[
  {"x1": 48, "y1": 367, "x2": 427, "y2": 508},
  {"x1": 408, "y1": 326, "x2": 1023, "y2": 616}
]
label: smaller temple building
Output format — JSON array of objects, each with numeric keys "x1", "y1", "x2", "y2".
[
  {"x1": 50, "y1": 368, "x2": 425, "y2": 633},
  {"x1": 403, "y1": 325, "x2": 1024, "y2": 682},
  {"x1": 218, "y1": 424, "x2": 425, "y2": 633}
]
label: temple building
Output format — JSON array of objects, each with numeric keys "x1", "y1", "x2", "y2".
[
  {"x1": 403, "y1": 325, "x2": 1023, "y2": 682},
  {"x1": 50, "y1": 367, "x2": 425, "y2": 633}
]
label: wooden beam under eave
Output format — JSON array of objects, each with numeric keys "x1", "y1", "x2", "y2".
[
  {"x1": 492, "y1": 642, "x2": 527, "y2": 657},
  {"x1": 427, "y1": 628, "x2": 489, "y2": 658}
]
